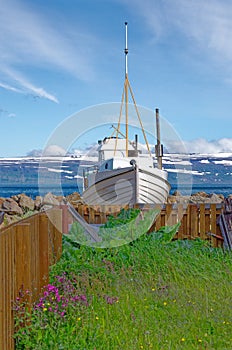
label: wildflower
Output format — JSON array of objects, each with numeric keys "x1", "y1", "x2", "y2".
[
  {"x1": 151, "y1": 288, "x2": 155, "y2": 291},
  {"x1": 104, "y1": 295, "x2": 119, "y2": 305},
  {"x1": 181, "y1": 338, "x2": 185, "y2": 342},
  {"x1": 198, "y1": 339, "x2": 202, "y2": 343},
  {"x1": 173, "y1": 299, "x2": 176, "y2": 303},
  {"x1": 163, "y1": 302, "x2": 167, "y2": 306},
  {"x1": 95, "y1": 316, "x2": 99, "y2": 320},
  {"x1": 43, "y1": 308, "x2": 47, "y2": 312},
  {"x1": 77, "y1": 317, "x2": 81, "y2": 321}
]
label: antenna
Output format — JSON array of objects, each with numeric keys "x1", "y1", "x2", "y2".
[
  {"x1": 114, "y1": 22, "x2": 151, "y2": 157},
  {"x1": 124, "y1": 22, "x2": 128, "y2": 76}
]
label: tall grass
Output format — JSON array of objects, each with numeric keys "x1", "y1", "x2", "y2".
[{"x1": 14, "y1": 222, "x2": 232, "y2": 349}]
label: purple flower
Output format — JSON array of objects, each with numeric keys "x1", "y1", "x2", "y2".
[{"x1": 104, "y1": 295, "x2": 119, "y2": 305}]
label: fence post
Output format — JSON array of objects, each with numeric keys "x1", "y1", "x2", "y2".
[{"x1": 59, "y1": 205, "x2": 68, "y2": 234}]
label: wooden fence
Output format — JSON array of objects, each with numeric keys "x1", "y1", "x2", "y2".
[
  {"x1": 0, "y1": 203, "x2": 224, "y2": 349},
  {"x1": 74, "y1": 203, "x2": 224, "y2": 247},
  {"x1": 0, "y1": 209, "x2": 62, "y2": 350}
]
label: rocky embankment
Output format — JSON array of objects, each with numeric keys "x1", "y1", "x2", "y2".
[
  {"x1": 0, "y1": 192, "x2": 82, "y2": 228},
  {"x1": 0, "y1": 191, "x2": 228, "y2": 228},
  {"x1": 167, "y1": 191, "x2": 225, "y2": 204}
]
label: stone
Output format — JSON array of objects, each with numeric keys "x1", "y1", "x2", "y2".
[
  {"x1": 11, "y1": 194, "x2": 20, "y2": 202},
  {"x1": 172, "y1": 190, "x2": 182, "y2": 196},
  {"x1": 167, "y1": 191, "x2": 224, "y2": 204},
  {"x1": 18, "y1": 194, "x2": 35, "y2": 212},
  {"x1": 209, "y1": 193, "x2": 224, "y2": 203},
  {"x1": 2, "y1": 198, "x2": 23, "y2": 215},
  {"x1": 43, "y1": 192, "x2": 60, "y2": 206},
  {"x1": 191, "y1": 191, "x2": 208, "y2": 198},
  {"x1": 3, "y1": 213, "x2": 19, "y2": 226},
  {"x1": 167, "y1": 194, "x2": 189, "y2": 204},
  {"x1": 34, "y1": 196, "x2": 43, "y2": 210},
  {"x1": 0, "y1": 197, "x2": 5, "y2": 209},
  {"x1": 66, "y1": 192, "x2": 83, "y2": 206},
  {"x1": 189, "y1": 192, "x2": 224, "y2": 204}
]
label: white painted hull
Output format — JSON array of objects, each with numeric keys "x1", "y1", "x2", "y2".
[{"x1": 82, "y1": 165, "x2": 170, "y2": 205}]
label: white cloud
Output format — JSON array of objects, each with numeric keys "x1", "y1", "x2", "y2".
[
  {"x1": 0, "y1": 82, "x2": 22, "y2": 93},
  {"x1": 121, "y1": 0, "x2": 232, "y2": 73},
  {"x1": 43, "y1": 145, "x2": 67, "y2": 157},
  {"x1": 26, "y1": 149, "x2": 42, "y2": 157},
  {"x1": 0, "y1": 0, "x2": 96, "y2": 102},
  {"x1": 8, "y1": 113, "x2": 16, "y2": 118},
  {"x1": 169, "y1": 0, "x2": 232, "y2": 61},
  {"x1": 0, "y1": 71, "x2": 59, "y2": 104},
  {"x1": 73, "y1": 137, "x2": 232, "y2": 155},
  {"x1": 0, "y1": 106, "x2": 16, "y2": 118},
  {"x1": 181, "y1": 138, "x2": 232, "y2": 154}
]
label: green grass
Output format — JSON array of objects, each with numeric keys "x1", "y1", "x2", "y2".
[
  {"x1": 68, "y1": 208, "x2": 160, "y2": 248},
  {"x1": 14, "y1": 213, "x2": 232, "y2": 349}
]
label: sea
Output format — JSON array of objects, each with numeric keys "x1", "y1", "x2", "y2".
[{"x1": 0, "y1": 153, "x2": 231, "y2": 199}]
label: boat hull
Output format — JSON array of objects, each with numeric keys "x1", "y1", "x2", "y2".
[{"x1": 82, "y1": 166, "x2": 170, "y2": 205}]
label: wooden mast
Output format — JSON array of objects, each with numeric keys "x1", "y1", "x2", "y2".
[{"x1": 155, "y1": 108, "x2": 163, "y2": 169}]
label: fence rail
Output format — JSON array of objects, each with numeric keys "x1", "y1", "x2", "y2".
[
  {"x1": 0, "y1": 203, "x2": 224, "y2": 349},
  {"x1": 0, "y1": 210, "x2": 62, "y2": 350}
]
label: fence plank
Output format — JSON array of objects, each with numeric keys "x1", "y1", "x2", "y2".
[
  {"x1": 39, "y1": 214, "x2": 50, "y2": 287},
  {"x1": 211, "y1": 204, "x2": 217, "y2": 233},
  {"x1": 210, "y1": 204, "x2": 217, "y2": 247},
  {"x1": 51, "y1": 223, "x2": 63, "y2": 264},
  {"x1": 29, "y1": 214, "x2": 40, "y2": 301},
  {"x1": 190, "y1": 205, "x2": 198, "y2": 238},
  {"x1": 177, "y1": 205, "x2": 185, "y2": 239},
  {"x1": 89, "y1": 206, "x2": 96, "y2": 224},
  {"x1": 14, "y1": 223, "x2": 32, "y2": 299},
  {"x1": 199, "y1": 204, "x2": 206, "y2": 239}
]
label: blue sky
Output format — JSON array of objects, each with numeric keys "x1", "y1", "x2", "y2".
[{"x1": 0, "y1": 0, "x2": 232, "y2": 156}]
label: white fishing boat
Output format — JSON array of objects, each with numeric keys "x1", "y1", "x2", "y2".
[{"x1": 82, "y1": 23, "x2": 170, "y2": 205}]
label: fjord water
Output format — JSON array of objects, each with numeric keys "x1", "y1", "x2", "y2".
[{"x1": 0, "y1": 153, "x2": 231, "y2": 198}]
